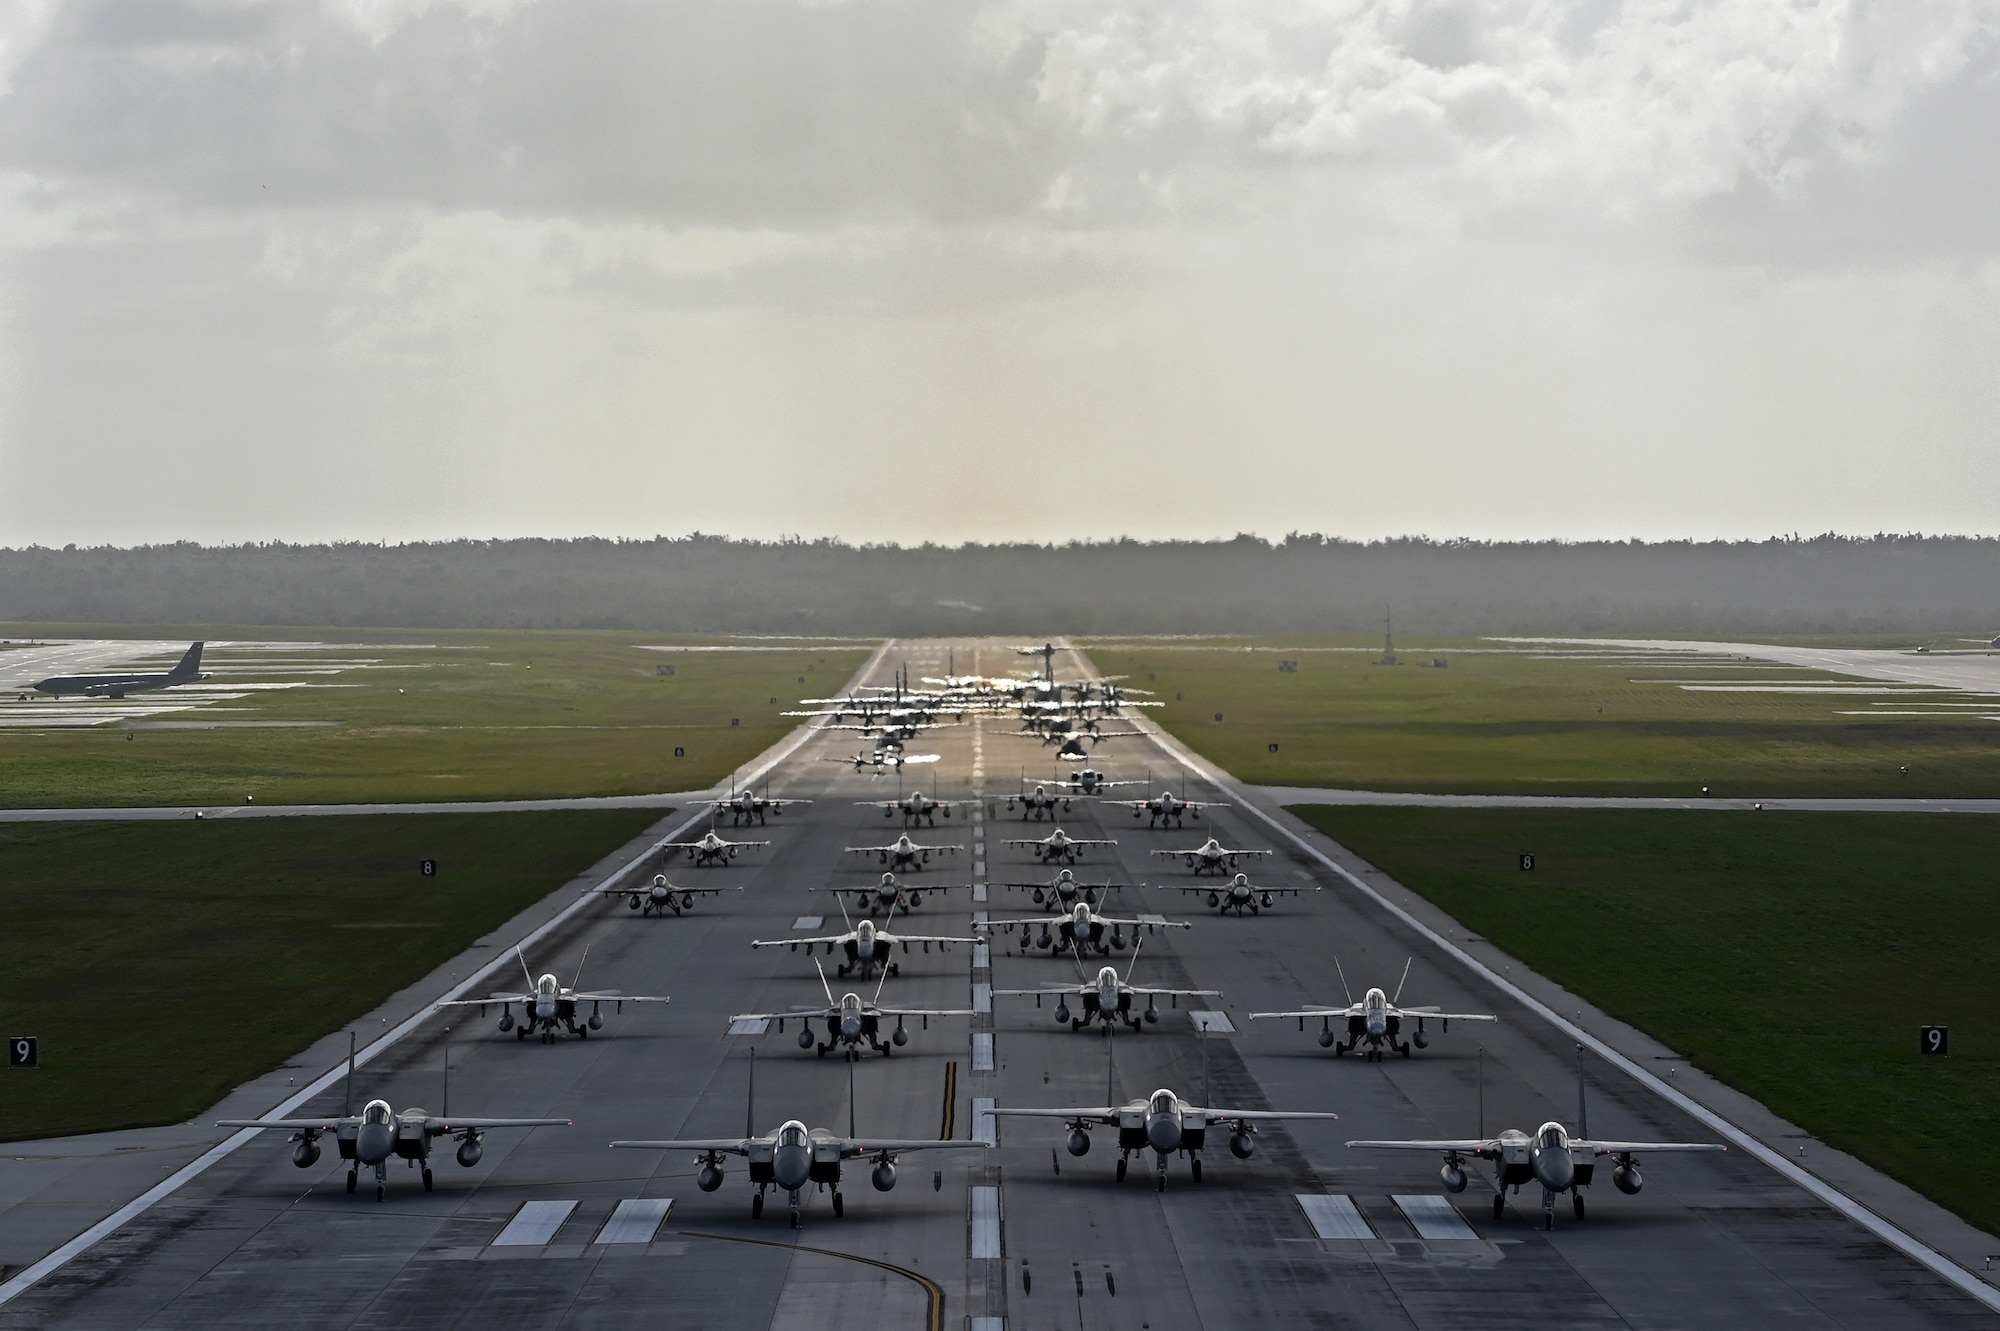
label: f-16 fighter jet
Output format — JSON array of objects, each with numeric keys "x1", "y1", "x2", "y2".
[
  {"x1": 995, "y1": 943, "x2": 1217, "y2": 1033},
  {"x1": 612, "y1": 1052, "x2": 990, "y2": 1227},
  {"x1": 1250, "y1": 959, "x2": 1496, "y2": 1058},
  {"x1": 1347, "y1": 1050, "x2": 1724, "y2": 1228},
  {"x1": 857, "y1": 780, "x2": 956, "y2": 826},
  {"x1": 703, "y1": 780, "x2": 810, "y2": 826},
  {"x1": 1152, "y1": 837, "x2": 1273, "y2": 876},
  {"x1": 1002, "y1": 826, "x2": 1116, "y2": 865},
  {"x1": 598, "y1": 873, "x2": 743, "y2": 917},
  {"x1": 845, "y1": 832, "x2": 963, "y2": 872},
  {"x1": 1104, "y1": 788, "x2": 1229, "y2": 828},
  {"x1": 220, "y1": 1033, "x2": 569, "y2": 1201},
  {"x1": 1064, "y1": 767, "x2": 1142, "y2": 795},
  {"x1": 438, "y1": 947, "x2": 670, "y2": 1042},
  {"x1": 753, "y1": 912, "x2": 976, "y2": 980},
  {"x1": 977, "y1": 900, "x2": 1191, "y2": 958},
  {"x1": 1007, "y1": 778, "x2": 1073, "y2": 821},
  {"x1": 1174, "y1": 870, "x2": 1316, "y2": 916},
  {"x1": 817, "y1": 871, "x2": 975, "y2": 916},
  {"x1": 731, "y1": 962, "x2": 974, "y2": 1059},
  {"x1": 661, "y1": 828, "x2": 771, "y2": 867},
  {"x1": 996, "y1": 867, "x2": 1126, "y2": 908},
  {"x1": 993, "y1": 1087, "x2": 1338, "y2": 1191}
]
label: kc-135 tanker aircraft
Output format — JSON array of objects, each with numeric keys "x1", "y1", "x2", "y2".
[{"x1": 6, "y1": 636, "x2": 1989, "y2": 1331}]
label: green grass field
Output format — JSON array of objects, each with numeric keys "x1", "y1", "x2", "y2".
[
  {"x1": 0, "y1": 811, "x2": 663, "y2": 1141},
  {"x1": 0, "y1": 628, "x2": 871, "y2": 807},
  {"x1": 1086, "y1": 637, "x2": 2000, "y2": 796},
  {"x1": 1294, "y1": 806, "x2": 2000, "y2": 1235}
]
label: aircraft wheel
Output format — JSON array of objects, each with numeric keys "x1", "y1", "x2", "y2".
[
  {"x1": 376, "y1": 1182, "x2": 386, "y2": 1202},
  {"x1": 1115, "y1": 1158, "x2": 1127, "y2": 1182},
  {"x1": 790, "y1": 1208, "x2": 801, "y2": 1230},
  {"x1": 1332, "y1": 1042, "x2": 1346, "y2": 1057},
  {"x1": 1573, "y1": 1194, "x2": 1586, "y2": 1221},
  {"x1": 1544, "y1": 1212, "x2": 1554, "y2": 1231},
  {"x1": 1190, "y1": 1158, "x2": 1202, "y2": 1183},
  {"x1": 832, "y1": 1192, "x2": 845, "y2": 1218},
  {"x1": 579, "y1": 1026, "x2": 589, "y2": 1040},
  {"x1": 422, "y1": 1168, "x2": 434, "y2": 1192},
  {"x1": 1492, "y1": 1194, "x2": 1505, "y2": 1220},
  {"x1": 1399, "y1": 1043, "x2": 1411, "y2": 1058},
  {"x1": 516, "y1": 1026, "x2": 526, "y2": 1041},
  {"x1": 1156, "y1": 1171, "x2": 1167, "y2": 1193},
  {"x1": 752, "y1": 1194, "x2": 764, "y2": 1219},
  {"x1": 347, "y1": 1170, "x2": 358, "y2": 1195}
]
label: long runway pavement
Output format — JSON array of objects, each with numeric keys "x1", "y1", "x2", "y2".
[{"x1": 3, "y1": 638, "x2": 1998, "y2": 1328}]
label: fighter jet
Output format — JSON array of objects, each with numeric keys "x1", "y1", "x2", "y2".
[
  {"x1": 1346, "y1": 1049, "x2": 1724, "y2": 1228},
  {"x1": 438, "y1": 947, "x2": 670, "y2": 1042},
  {"x1": 1002, "y1": 826, "x2": 1117, "y2": 865},
  {"x1": 34, "y1": 641, "x2": 210, "y2": 698},
  {"x1": 1064, "y1": 767, "x2": 1142, "y2": 795},
  {"x1": 995, "y1": 943, "x2": 1218, "y2": 1033},
  {"x1": 828, "y1": 748, "x2": 942, "y2": 773},
  {"x1": 817, "y1": 871, "x2": 975, "y2": 916},
  {"x1": 996, "y1": 867, "x2": 1126, "y2": 909},
  {"x1": 845, "y1": 833, "x2": 963, "y2": 872},
  {"x1": 732, "y1": 961, "x2": 975, "y2": 1058},
  {"x1": 1105, "y1": 788, "x2": 1229, "y2": 828},
  {"x1": 1025, "y1": 722, "x2": 1144, "y2": 754},
  {"x1": 219, "y1": 1033, "x2": 569, "y2": 1201},
  {"x1": 661, "y1": 828, "x2": 771, "y2": 867},
  {"x1": 597, "y1": 873, "x2": 743, "y2": 917},
  {"x1": 752, "y1": 912, "x2": 976, "y2": 980},
  {"x1": 1250, "y1": 959, "x2": 1496, "y2": 1058},
  {"x1": 1006, "y1": 778, "x2": 1073, "y2": 821},
  {"x1": 703, "y1": 779, "x2": 810, "y2": 826},
  {"x1": 1152, "y1": 837, "x2": 1273, "y2": 876},
  {"x1": 977, "y1": 901, "x2": 1190, "y2": 958},
  {"x1": 612, "y1": 1053, "x2": 990, "y2": 1227},
  {"x1": 993, "y1": 1087, "x2": 1338, "y2": 1191},
  {"x1": 857, "y1": 777, "x2": 956, "y2": 826},
  {"x1": 1174, "y1": 870, "x2": 1316, "y2": 916}
]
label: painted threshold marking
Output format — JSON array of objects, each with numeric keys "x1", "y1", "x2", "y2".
[
  {"x1": 972, "y1": 943, "x2": 990, "y2": 968},
  {"x1": 1190, "y1": 1010, "x2": 1234, "y2": 1034},
  {"x1": 1126, "y1": 701, "x2": 2000, "y2": 1312},
  {"x1": 971, "y1": 1186, "x2": 1002, "y2": 1259},
  {"x1": 1393, "y1": 1194, "x2": 1479, "y2": 1240},
  {"x1": 494, "y1": 1200, "x2": 578, "y2": 1247},
  {"x1": 596, "y1": 1198, "x2": 673, "y2": 1245},
  {"x1": 0, "y1": 640, "x2": 898, "y2": 1309},
  {"x1": 972, "y1": 1033, "x2": 994, "y2": 1072},
  {"x1": 971, "y1": 1319, "x2": 1005, "y2": 1331},
  {"x1": 972, "y1": 983, "x2": 992, "y2": 1014},
  {"x1": 1297, "y1": 1194, "x2": 1374, "y2": 1241},
  {"x1": 973, "y1": 1097, "x2": 996, "y2": 1146}
]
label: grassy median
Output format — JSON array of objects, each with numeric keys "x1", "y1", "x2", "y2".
[
  {"x1": 0, "y1": 811, "x2": 662, "y2": 1141},
  {"x1": 1295, "y1": 805, "x2": 2000, "y2": 1234}
]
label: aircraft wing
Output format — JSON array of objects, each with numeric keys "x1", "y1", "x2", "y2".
[
  {"x1": 1128, "y1": 985, "x2": 1222, "y2": 999},
  {"x1": 880, "y1": 933, "x2": 980, "y2": 946},
  {"x1": 1577, "y1": 1140, "x2": 1727, "y2": 1154},
  {"x1": 871, "y1": 1006, "x2": 977, "y2": 1019},
  {"x1": 1186, "y1": 1106, "x2": 1340, "y2": 1123},
  {"x1": 838, "y1": 1138, "x2": 993, "y2": 1156},
  {"x1": 1345, "y1": 1138, "x2": 1497, "y2": 1152},
  {"x1": 596, "y1": 884, "x2": 741, "y2": 896},
  {"x1": 568, "y1": 992, "x2": 670, "y2": 1003},
  {"x1": 1392, "y1": 1007, "x2": 1497, "y2": 1023},
  {"x1": 423, "y1": 1116, "x2": 572, "y2": 1133},
  {"x1": 610, "y1": 1138, "x2": 754, "y2": 1154},
  {"x1": 1248, "y1": 1005, "x2": 1358, "y2": 1021},
  {"x1": 218, "y1": 1115, "x2": 358, "y2": 1131},
  {"x1": 988, "y1": 1105, "x2": 1123, "y2": 1122},
  {"x1": 750, "y1": 932, "x2": 855, "y2": 949},
  {"x1": 437, "y1": 990, "x2": 536, "y2": 1007},
  {"x1": 991, "y1": 985, "x2": 1088, "y2": 997}
]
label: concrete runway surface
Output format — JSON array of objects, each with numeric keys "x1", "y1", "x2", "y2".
[{"x1": 3, "y1": 638, "x2": 1997, "y2": 1329}]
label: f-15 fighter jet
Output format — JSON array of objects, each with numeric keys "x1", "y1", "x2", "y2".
[
  {"x1": 993, "y1": 1087, "x2": 1337, "y2": 1192},
  {"x1": 219, "y1": 1033, "x2": 569, "y2": 1201}
]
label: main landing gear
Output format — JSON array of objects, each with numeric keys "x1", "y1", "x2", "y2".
[
  {"x1": 752, "y1": 1189, "x2": 765, "y2": 1219},
  {"x1": 422, "y1": 1168, "x2": 434, "y2": 1193},
  {"x1": 346, "y1": 1169, "x2": 358, "y2": 1195}
]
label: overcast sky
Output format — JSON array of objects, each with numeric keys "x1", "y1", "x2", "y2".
[{"x1": 1, "y1": 0, "x2": 1996, "y2": 547}]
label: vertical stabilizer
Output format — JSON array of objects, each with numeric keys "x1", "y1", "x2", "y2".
[
  {"x1": 343, "y1": 1031, "x2": 356, "y2": 1117},
  {"x1": 1576, "y1": 1045, "x2": 1589, "y2": 1139},
  {"x1": 172, "y1": 642, "x2": 204, "y2": 677},
  {"x1": 746, "y1": 1047, "x2": 757, "y2": 1139}
]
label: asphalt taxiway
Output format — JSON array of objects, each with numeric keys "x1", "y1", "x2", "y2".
[{"x1": 3, "y1": 638, "x2": 1997, "y2": 1329}]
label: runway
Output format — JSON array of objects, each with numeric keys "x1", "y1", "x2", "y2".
[{"x1": 3, "y1": 638, "x2": 1996, "y2": 1329}]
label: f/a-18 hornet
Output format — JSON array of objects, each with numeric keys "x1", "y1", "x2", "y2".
[
  {"x1": 753, "y1": 911, "x2": 976, "y2": 980},
  {"x1": 220, "y1": 1033, "x2": 569, "y2": 1201},
  {"x1": 1175, "y1": 870, "x2": 1317, "y2": 916},
  {"x1": 818, "y1": 871, "x2": 975, "y2": 916},
  {"x1": 1002, "y1": 825, "x2": 1116, "y2": 865},
  {"x1": 997, "y1": 867, "x2": 1126, "y2": 908},
  {"x1": 703, "y1": 779, "x2": 811, "y2": 826},
  {"x1": 1347, "y1": 1049, "x2": 1724, "y2": 1227},
  {"x1": 845, "y1": 832, "x2": 962, "y2": 872},
  {"x1": 598, "y1": 873, "x2": 743, "y2": 917},
  {"x1": 612, "y1": 1053, "x2": 990, "y2": 1227},
  {"x1": 1250, "y1": 958, "x2": 1496, "y2": 1057},
  {"x1": 732, "y1": 962, "x2": 976, "y2": 1060},
  {"x1": 1152, "y1": 837, "x2": 1273, "y2": 876},
  {"x1": 993, "y1": 1081, "x2": 1338, "y2": 1191},
  {"x1": 438, "y1": 947, "x2": 670, "y2": 1042},
  {"x1": 661, "y1": 827, "x2": 771, "y2": 867},
  {"x1": 996, "y1": 942, "x2": 1218, "y2": 1033},
  {"x1": 977, "y1": 900, "x2": 1191, "y2": 958}
]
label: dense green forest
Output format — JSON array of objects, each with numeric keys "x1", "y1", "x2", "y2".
[{"x1": 1, "y1": 533, "x2": 1994, "y2": 636}]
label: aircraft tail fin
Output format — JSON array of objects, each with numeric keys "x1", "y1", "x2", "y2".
[
  {"x1": 172, "y1": 642, "x2": 204, "y2": 677},
  {"x1": 1577, "y1": 1044, "x2": 1589, "y2": 1139},
  {"x1": 746, "y1": 1047, "x2": 757, "y2": 1139},
  {"x1": 342, "y1": 1031, "x2": 356, "y2": 1117}
]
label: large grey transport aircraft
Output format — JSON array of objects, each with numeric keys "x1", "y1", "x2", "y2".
[{"x1": 34, "y1": 641, "x2": 209, "y2": 698}]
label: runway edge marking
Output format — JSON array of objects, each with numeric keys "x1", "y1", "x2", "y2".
[
  {"x1": 1089, "y1": 641, "x2": 2000, "y2": 1314},
  {"x1": 0, "y1": 637, "x2": 896, "y2": 1308}
]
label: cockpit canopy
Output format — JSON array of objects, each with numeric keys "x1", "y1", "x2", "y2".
[
  {"x1": 778, "y1": 1122, "x2": 808, "y2": 1148},
  {"x1": 855, "y1": 921, "x2": 876, "y2": 943},
  {"x1": 537, "y1": 974, "x2": 559, "y2": 995},
  {"x1": 362, "y1": 1099, "x2": 393, "y2": 1126},
  {"x1": 1149, "y1": 1091, "x2": 1177, "y2": 1116},
  {"x1": 1073, "y1": 904, "x2": 1092, "y2": 924},
  {"x1": 840, "y1": 993, "x2": 863, "y2": 1013},
  {"x1": 1364, "y1": 988, "x2": 1387, "y2": 1011},
  {"x1": 1538, "y1": 1123, "x2": 1569, "y2": 1150},
  {"x1": 879, "y1": 873, "x2": 896, "y2": 886}
]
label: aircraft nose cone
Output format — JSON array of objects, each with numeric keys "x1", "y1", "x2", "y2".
[
  {"x1": 1533, "y1": 1146, "x2": 1575, "y2": 1192},
  {"x1": 842, "y1": 1019, "x2": 861, "y2": 1039},
  {"x1": 774, "y1": 1145, "x2": 812, "y2": 1191},
  {"x1": 1366, "y1": 1018, "x2": 1386, "y2": 1038},
  {"x1": 536, "y1": 999, "x2": 556, "y2": 1020},
  {"x1": 357, "y1": 1123, "x2": 395, "y2": 1164},
  {"x1": 1147, "y1": 1115, "x2": 1182, "y2": 1154}
]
